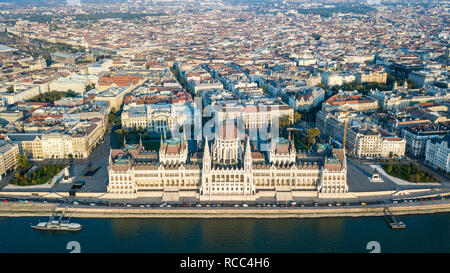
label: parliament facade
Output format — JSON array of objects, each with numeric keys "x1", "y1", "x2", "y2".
[{"x1": 107, "y1": 121, "x2": 350, "y2": 201}]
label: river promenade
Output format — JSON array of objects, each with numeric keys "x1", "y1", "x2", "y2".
[{"x1": 1, "y1": 200, "x2": 450, "y2": 219}]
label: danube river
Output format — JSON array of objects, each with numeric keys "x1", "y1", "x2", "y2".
[{"x1": 0, "y1": 213, "x2": 448, "y2": 253}]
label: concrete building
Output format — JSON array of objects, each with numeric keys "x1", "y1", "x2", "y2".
[
  {"x1": 321, "y1": 71, "x2": 355, "y2": 87},
  {"x1": 356, "y1": 71, "x2": 387, "y2": 84},
  {"x1": 425, "y1": 136, "x2": 450, "y2": 173},
  {"x1": 215, "y1": 103, "x2": 294, "y2": 129},
  {"x1": 403, "y1": 126, "x2": 449, "y2": 158},
  {"x1": 121, "y1": 103, "x2": 192, "y2": 133},
  {"x1": 284, "y1": 86, "x2": 325, "y2": 111},
  {"x1": 347, "y1": 128, "x2": 406, "y2": 158},
  {"x1": 95, "y1": 86, "x2": 129, "y2": 111},
  {"x1": 6, "y1": 120, "x2": 104, "y2": 159},
  {"x1": 0, "y1": 141, "x2": 19, "y2": 179},
  {"x1": 48, "y1": 74, "x2": 98, "y2": 93},
  {"x1": 322, "y1": 91, "x2": 378, "y2": 112}
]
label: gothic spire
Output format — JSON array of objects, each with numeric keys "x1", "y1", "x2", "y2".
[
  {"x1": 203, "y1": 136, "x2": 210, "y2": 158},
  {"x1": 245, "y1": 137, "x2": 251, "y2": 159}
]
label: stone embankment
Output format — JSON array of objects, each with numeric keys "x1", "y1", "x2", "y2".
[{"x1": 0, "y1": 201, "x2": 449, "y2": 218}]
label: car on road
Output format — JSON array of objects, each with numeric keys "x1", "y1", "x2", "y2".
[
  {"x1": 361, "y1": 202, "x2": 367, "y2": 206},
  {"x1": 126, "y1": 204, "x2": 132, "y2": 208},
  {"x1": 328, "y1": 203, "x2": 333, "y2": 207},
  {"x1": 314, "y1": 203, "x2": 318, "y2": 207},
  {"x1": 140, "y1": 205, "x2": 145, "y2": 208},
  {"x1": 90, "y1": 203, "x2": 96, "y2": 206},
  {"x1": 73, "y1": 201, "x2": 79, "y2": 205},
  {"x1": 234, "y1": 204, "x2": 239, "y2": 208},
  {"x1": 196, "y1": 204, "x2": 202, "y2": 207},
  {"x1": 242, "y1": 204, "x2": 248, "y2": 207}
]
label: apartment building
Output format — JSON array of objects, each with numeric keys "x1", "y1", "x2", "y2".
[
  {"x1": 0, "y1": 141, "x2": 19, "y2": 178},
  {"x1": 425, "y1": 136, "x2": 450, "y2": 173}
]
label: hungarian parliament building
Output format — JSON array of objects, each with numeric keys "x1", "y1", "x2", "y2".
[{"x1": 106, "y1": 120, "x2": 350, "y2": 201}]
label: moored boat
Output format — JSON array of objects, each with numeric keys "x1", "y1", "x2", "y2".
[{"x1": 31, "y1": 207, "x2": 82, "y2": 232}]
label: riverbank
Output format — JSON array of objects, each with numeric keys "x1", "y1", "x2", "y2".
[{"x1": 1, "y1": 201, "x2": 450, "y2": 218}]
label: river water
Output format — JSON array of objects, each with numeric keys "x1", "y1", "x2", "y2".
[{"x1": 0, "y1": 213, "x2": 448, "y2": 253}]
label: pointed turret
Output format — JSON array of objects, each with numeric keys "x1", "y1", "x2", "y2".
[
  {"x1": 393, "y1": 81, "x2": 398, "y2": 91},
  {"x1": 244, "y1": 137, "x2": 252, "y2": 170},
  {"x1": 203, "y1": 137, "x2": 211, "y2": 172},
  {"x1": 290, "y1": 133, "x2": 296, "y2": 153},
  {"x1": 203, "y1": 137, "x2": 210, "y2": 159}
]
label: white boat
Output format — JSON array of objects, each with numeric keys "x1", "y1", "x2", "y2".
[{"x1": 31, "y1": 207, "x2": 82, "y2": 232}]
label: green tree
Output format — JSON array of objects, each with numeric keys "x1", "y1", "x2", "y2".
[
  {"x1": 293, "y1": 112, "x2": 302, "y2": 123},
  {"x1": 7, "y1": 85, "x2": 14, "y2": 93},
  {"x1": 262, "y1": 85, "x2": 268, "y2": 93},
  {"x1": 16, "y1": 154, "x2": 31, "y2": 171},
  {"x1": 279, "y1": 115, "x2": 291, "y2": 128},
  {"x1": 306, "y1": 128, "x2": 321, "y2": 145}
]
